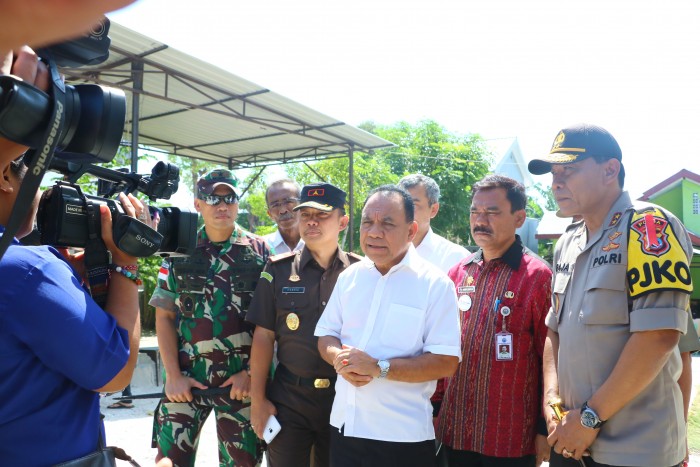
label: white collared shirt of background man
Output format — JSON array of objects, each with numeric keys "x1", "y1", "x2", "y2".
[
  {"x1": 263, "y1": 229, "x2": 304, "y2": 255},
  {"x1": 314, "y1": 246, "x2": 461, "y2": 442},
  {"x1": 415, "y1": 227, "x2": 469, "y2": 273}
]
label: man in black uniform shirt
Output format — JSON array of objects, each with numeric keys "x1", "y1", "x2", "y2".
[{"x1": 247, "y1": 182, "x2": 362, "y2": 467}]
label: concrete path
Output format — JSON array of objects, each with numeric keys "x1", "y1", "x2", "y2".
[{"x1": 102, "y1": 337, "x2": 700, "y2": 466}]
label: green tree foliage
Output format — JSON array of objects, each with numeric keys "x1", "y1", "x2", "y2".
[
  {"x1": 242, "y1": 120, "x2": 492, "y2": 250},
  {"x1": 530, "y1": 182, "x2": 557, "y2": 213},
  {"x1": 285, "y1": 154, "x2": 398, "y2": 251},
  {"x1": 167, "y1": 154, "x2": 218, "y2": 197},
  {"x1": 360, "y1": 119, "x2": 492, "y2": 246}
]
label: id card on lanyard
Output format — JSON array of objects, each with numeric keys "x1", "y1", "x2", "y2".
[{"x1": 495, "y1": 303, "x2": 512, "y2": 361}]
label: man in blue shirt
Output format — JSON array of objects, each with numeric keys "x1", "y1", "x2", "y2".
[{"x1": 0, "y1": 46, "x2": 143, "y2": 465}]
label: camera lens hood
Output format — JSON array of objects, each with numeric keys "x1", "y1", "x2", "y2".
[{"x1": 113, "y1": 216, "x2": 163, "y2": 257}]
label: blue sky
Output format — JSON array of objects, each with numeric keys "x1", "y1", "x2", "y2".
[{"x1": 111, "y1": 0, "x2": 700, "y2": 198}]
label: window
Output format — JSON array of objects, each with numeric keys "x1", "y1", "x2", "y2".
[{"x1": 693, "y1": 192, "x2": 699, "y2": 215}]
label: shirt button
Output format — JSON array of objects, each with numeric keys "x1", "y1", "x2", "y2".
[
  {"x1": 322, "y1": 276, "x2": 327, "y2": 281},
  {"x1": 322, "y1": 301, "x2": 327, "y2": 306}
]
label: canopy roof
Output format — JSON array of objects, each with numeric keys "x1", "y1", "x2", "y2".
[{"x1": 60, "y1": 21, "x2": 393, "y2": 169}]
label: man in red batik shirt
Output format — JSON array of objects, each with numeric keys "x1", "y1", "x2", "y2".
[{"x1": 436, "y1": 174, "x2": 552, "y2": 467}]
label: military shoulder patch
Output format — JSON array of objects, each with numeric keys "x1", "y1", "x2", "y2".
[
  {"x1": 627, "y1": 207, "x2": 692, "y2": 298},
  {"x1": 270, "y1": 251, "x2": 296, "y2": 263},
  {"x1": 260, "y1": 271, "x2": 273, "y2": 283},
  {"x1": 158, "y1": 260, "x2": 170, "y2": 281}
]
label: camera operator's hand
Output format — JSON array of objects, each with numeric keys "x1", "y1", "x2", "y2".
[
  {"x1": 0, "y1": 0, "x2": 137, "y2": 51},
  {"x1": 101, "y1": 192, "x2": 146, "y2": 264},
  {"x1": 56, "y1": 248, "x2": 87, "y2": 284},
  {"x1": 0, "y1": 46, "x2": 50, "y2": 163},
  {"x1": 0, "y1": 46, "x2": 49, "y2": 88}
]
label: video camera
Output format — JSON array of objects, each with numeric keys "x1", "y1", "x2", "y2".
[
  {"x1": 0, "y1": 18, "x2": 124, "y2": 163},
  {"x1": 0, "y1": 18, "x2": 197, "y2": 258},
  {"x1": 38, "y1": 159, "x2": 197, "y2": 257}
]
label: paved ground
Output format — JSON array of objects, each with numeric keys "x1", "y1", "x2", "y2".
[{"x1": 103, "y1": 337, "x2": 700, "y2": 466}]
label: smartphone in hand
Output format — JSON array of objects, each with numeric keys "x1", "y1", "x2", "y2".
[{"x1": 263, "y1": 415, "x2": 282, "y2": 444}]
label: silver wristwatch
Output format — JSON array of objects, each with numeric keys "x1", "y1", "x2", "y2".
[
  {"x1": 377, "y1": 359, "x2": 390, "y2": 378},
  {"x1": 580, "y1": 401, "x2": 605, "y2": 429}
]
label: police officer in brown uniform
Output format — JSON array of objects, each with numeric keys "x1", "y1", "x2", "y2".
[{"x1": 247, "y1": 183, "x2": 362, "y2": 467}]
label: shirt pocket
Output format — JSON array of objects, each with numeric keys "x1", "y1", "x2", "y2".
[
  {"x1": 580, "y1": 266, "x2": 629, "y2": 325},
  {"x1": 552, "y1": 273, "x2": 569, "y2": 321},
  {"x1": 379, "y1": 304, "x2": 424, "y2": 351}
]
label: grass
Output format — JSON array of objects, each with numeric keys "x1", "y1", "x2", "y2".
[{"x1": 688, "y1": 390, "x2": 700, "y2": 453}]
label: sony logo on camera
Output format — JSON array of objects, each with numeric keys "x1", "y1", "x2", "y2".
[{"x1": 135, "y1": 234, "x2": 155, "y2": 249}]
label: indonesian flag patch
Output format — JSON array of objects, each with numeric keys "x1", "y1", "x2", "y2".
[{"x1": 158, "y1": 260, "x2": 170, "y2": 281}]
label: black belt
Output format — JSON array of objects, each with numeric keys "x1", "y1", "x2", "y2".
[{"x1": 276, "y1": 364, "x2": 336, "y2": 389}]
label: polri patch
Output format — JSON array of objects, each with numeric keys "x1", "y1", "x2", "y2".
[
  {"x1": 282, "y1": 287, "x2": 305, "y2": 294},
  {"x1": 627, "y1": 208, "x2": 692, "y2": 298}
]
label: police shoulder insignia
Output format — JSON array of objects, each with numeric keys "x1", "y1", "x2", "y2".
[
  {"x1": 260, "y1": 271, "x2": 273, "y2": 283},
  {"x1": 627, "y1": 207, "x2": 692, "y2": 298},
  {"x1": 608, "y1": 212, "x2": 622, "y2": 227},
  {"x1": 270, "y1": 251, "x2": 296, "y2": 263}
]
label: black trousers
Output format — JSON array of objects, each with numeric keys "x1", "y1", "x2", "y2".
[
  {"x1": 266, "y1": 378, "x2": 335, "y2": 467},
  {"x1": 444, "y1": 446, "x2": 535, "y2": 467},
  {"x1": 329, "y1": 426, "x2": 436, "y2": 467},
  {"x1": 549, "y1": 450, "x2": 683, "y2": 467}
]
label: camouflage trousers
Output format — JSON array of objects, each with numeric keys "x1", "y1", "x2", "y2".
[{"x1": 153, "y1": 395, "x2": 263, "y2": 467}]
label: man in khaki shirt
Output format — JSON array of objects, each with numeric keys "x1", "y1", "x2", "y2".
[{"x1": 529, "y1": 123, "x2": 693, "y2": 467}]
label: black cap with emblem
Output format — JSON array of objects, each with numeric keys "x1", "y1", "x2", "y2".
[
  {"x1": 528, "y1": 123, "x2": 622, "y2": 175},
  {"x1": 293, "y1": 183, "x2": 347, "y2": 212}
]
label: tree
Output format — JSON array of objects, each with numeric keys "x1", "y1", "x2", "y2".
[
  {"x1": 285, "y1": 154, "x2": 398, "y2": 251},
  {"x1": 167, "y1": 154, "x2": 217, "y2": 197},
  {"x1": 243, "y1": 119, "x2": 493, "y2": 251},
  {"x1": 360, "y1": 119, "x2": 492, "y2": 246}
]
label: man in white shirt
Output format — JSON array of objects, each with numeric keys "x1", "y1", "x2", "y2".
[
  {"x1": 315, "y1": 185, "x2": 461, "y2": 467},
  {"x1": 263, "y1": 178, "x2": 304, "y2": 254},
  {"x1": 398, "y1": 174, "x2": 469, "y2": 273}
]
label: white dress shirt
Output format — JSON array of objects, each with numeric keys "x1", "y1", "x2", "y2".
[
  {"x1": 415, "y1": 227, "x2": 469, "y2": 273},
  {"x1": 263, "y1": 229, "x2": 304, "y2": 255},
  {"x1": 314, "y1": 245, "x2": 461, "y2": 442}
]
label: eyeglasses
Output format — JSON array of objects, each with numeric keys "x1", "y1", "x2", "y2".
[
  {"x1": 199, "y1": 194, "x2": 238, "y2": 206},
  {"x1": 268, "y1": 197, "x2": 299, "y2": 210}
]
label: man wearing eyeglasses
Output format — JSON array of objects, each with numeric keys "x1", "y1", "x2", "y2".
[
  {"x1": 150, "y1": 168, "x2": 271, "y2": 467},
  {"x1": 264, "y1": 179, "x2": 305, "y2": 254}
]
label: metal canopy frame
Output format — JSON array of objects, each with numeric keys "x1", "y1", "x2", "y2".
[
  {"x1": 58, "y1": 21, "x2": 393, "y2": 248},
  {"x1": 60, "y1": 21, "x2": 393, "y2": 170}
]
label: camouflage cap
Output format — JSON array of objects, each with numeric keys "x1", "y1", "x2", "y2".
[
  {"x1": 197, "y1": 168, "x2": 240, "y2": 196},
  {"x1": 528, "y1": 123, "x2": 622, "y2": 175}
]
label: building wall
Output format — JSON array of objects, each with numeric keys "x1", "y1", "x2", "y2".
[
  {"x1": 681, "y1": 179, "x2": 700, "y2": 234},
  {"x1": 650, "y1": 188, "x2": 683, "y2": 218}
]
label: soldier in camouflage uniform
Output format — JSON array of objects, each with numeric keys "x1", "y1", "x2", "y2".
[{"x1": 149, "y1": 169, "x2": 272, "y2": 467}]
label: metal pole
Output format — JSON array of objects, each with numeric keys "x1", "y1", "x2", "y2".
[
  {"x1": 348, "y1": 146, "x2": 355, "y2": 251},
  {"x1": 130, "y1": 61, "x2": 144, "y2": 172}
]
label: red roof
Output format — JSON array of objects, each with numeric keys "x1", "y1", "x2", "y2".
[{"x1": 639, "y1": 169, "x2": 700, "y2": 201}]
